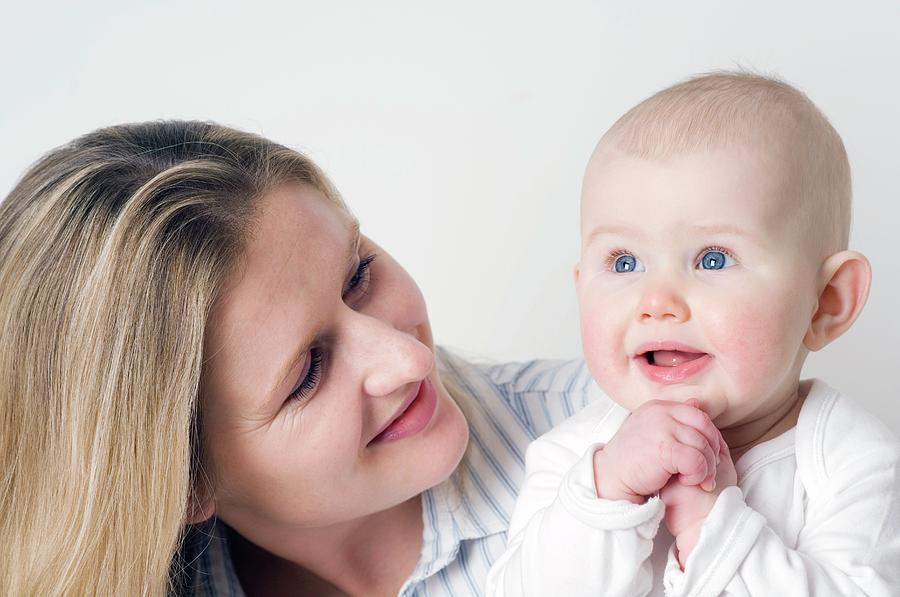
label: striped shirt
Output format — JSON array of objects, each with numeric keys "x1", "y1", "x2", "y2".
[{"x1": 176, "y1": 347, "x2": 608, "y2": 596}]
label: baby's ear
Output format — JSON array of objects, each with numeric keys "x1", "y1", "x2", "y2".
[{"x1": 803, "y1": 250, "x2": 871, "y2": 351}]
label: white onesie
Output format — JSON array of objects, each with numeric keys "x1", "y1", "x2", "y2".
[{"x1": 486, "y1": 379, "x2": 900, "y2": 596}]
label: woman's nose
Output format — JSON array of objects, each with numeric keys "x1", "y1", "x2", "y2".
[
  {"x1": 635, "y1": 279, "x2": 691, "y2": 323},
  {"x1": 344, "y1": 311, "x2": 434, "y2": 397}
]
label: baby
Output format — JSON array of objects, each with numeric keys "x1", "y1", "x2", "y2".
[{"x1": 487, "y1": 73, "x2": 900, "y2": 595}]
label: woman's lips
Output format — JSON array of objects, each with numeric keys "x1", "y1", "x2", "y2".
[
  {"x1": 369, "y1": 377, "x2": 437, "y2": 445},
  {"x1": 633, "y1": 342, "x2": 712, "y2": 384}
]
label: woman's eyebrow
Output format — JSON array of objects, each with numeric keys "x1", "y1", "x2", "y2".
[
  {"x1": 344, "y1": 219, "x2": 361, "y2": 274},
  {"x1": 269, "y1": 219, "x2": 361, "y2": 400}
]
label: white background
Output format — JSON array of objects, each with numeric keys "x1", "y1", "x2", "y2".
[{"x1": 2, "y1": 1, "x2": 898, "y2": 430}]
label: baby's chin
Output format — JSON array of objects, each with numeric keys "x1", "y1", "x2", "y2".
[{"x1": 608, "y1": 381, "x2": 729, "y2": 420}]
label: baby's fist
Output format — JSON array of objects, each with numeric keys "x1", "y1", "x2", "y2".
[
  {"x1": 592, "y1": 399, "x2": 722, "y2": 504},
  {"x1": 660, "y1": 439, "x2": 737, "y2": 568}
]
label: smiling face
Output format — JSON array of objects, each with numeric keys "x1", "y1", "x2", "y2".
[
  {"x1": 199, "y1": 183, "x2": 469, "y2": 548},
  {"x1": 576, "y1": 146, "x2": 822, "y2": 429}
]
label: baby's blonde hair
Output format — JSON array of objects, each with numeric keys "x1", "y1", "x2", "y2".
[
  {"x1": 597, "y1": 71, "x2": 851, "y2": 257},
  {"x1": 0, "y1": 121, "x2": 343, "y2": 595}
]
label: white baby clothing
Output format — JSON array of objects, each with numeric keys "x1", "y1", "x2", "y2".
[{"x1": 486, "y1": 379, "x2": 900, "y2": 596}]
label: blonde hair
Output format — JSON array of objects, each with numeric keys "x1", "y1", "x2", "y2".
[
  {"x1": 597, "y1": 71, "x2": 851, "y2": 256},
  {"x1": 0, "y1": 121, "x2": 343, "y2": 595}
]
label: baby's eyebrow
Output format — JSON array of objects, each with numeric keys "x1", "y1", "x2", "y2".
[
  {"x1": 583, "y1": 224, "x2": 646, "y2": 246},
  {"x1": 688, "y1": 224, "x2": 752, "y2": 237},
  {"x1": 585, "y1": 223, "x2": 752, "y2": 241}
]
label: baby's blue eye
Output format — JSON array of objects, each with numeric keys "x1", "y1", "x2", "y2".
[
  {"x1": 698, "y1": 250, "x2": 735, "y2": 270},
  {"x1": 613, "y1": 254, "x2": 643, "y2": 273}
]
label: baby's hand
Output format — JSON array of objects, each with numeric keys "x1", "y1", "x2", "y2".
[
  {"x1": 592, "y1": 399, "x2": 722, "y2": 504},
  {"x1": 660, "y1": 434, "x2": 737, "y2": 569}
]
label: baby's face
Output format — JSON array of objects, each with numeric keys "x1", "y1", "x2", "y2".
[{"x1": 577, "y1": 146, "x2": 821, "y2": 428}]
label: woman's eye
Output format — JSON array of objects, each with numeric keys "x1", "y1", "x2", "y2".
[
  {"x1": 287, "y1": 348, "x2": 324, "y2": 403},
  {"x1": 697, "y1": 248, "x2": 736, "y2": 270},
  {"x1": 345, "y1": 254, "x2": 376, "y2": 297},
  {"x1": 284, "y1": 254, "x2": 376, "y2": 406},
  {"x1": 612, "y1": 253, "x2": 644, "y2": 273}
]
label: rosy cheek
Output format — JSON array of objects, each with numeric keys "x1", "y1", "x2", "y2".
[
  {"x1": 579, "y1": 309, "x2": 605, "y2": 368},
  {"x1": 705, "y1": 295, "x2": 805, "y2": 390},
  {"x1": 579, "y1": 297, "x2": 628, "y2": 388}
]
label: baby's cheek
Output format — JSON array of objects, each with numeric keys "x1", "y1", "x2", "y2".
[
  {"x1": 579, "y1": 304, "x2": 636, "y2": 407},
  {"x1": 579, "y1": 308, "x2": 609, "y2": 371},
  {"x1": 706, "y1": 296, "x2": 806, "y2": 391}
]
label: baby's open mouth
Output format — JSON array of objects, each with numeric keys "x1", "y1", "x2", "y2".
[
  {"x1": 643, "y1": 350, "x2": 707, "y2": 367},
  {"x1": 634, "y1": 344, "x2": 712, "y2": 383}
]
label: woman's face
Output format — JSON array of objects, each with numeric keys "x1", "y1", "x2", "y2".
[{"x1": 199, "y1": 183, "x2": 469, "y2": 543}]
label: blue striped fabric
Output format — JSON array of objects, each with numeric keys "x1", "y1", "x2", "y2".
[{"x1": 177, "y1": 347, "x2": 609, "y2": 596}]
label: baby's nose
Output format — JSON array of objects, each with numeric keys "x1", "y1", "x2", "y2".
[{"x1": 636, "y1": 282, "x2": 691, "y2": 322}]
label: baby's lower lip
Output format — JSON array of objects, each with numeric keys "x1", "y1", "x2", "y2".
[{"x1": 636, "y1": 351, "x2": 712, "y2": 384}]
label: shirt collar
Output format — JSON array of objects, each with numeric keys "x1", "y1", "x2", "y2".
[
  {"x1": 181, "y1": 517, "x2": 244, "y2": 596},
  {"x1": 403, "y1": 459, "x2": 510, "y2": 591},
  {"x1": 186, "y1": 474, "x2": 507, "y2": 596}
]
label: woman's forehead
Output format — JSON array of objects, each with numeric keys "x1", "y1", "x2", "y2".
[
  {"x1": 253, "y1": 183, "x2": 353, "y2": 252},
  {"x1": 233, "y1": 183, "x2": 356, "y2": 302}
]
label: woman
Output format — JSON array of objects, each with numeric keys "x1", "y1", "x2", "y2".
[{"x1": 0, "y1": 121, "x2": 604, "y2": 595}]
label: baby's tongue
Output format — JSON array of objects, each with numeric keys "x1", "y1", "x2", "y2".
[{"x1": 652, "y1": 350, "x2": 704, "y2": 367}]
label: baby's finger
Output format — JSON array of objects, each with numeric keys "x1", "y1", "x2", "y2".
[
  {"x1": 670, "y1": 403, "x2": 720, "y2": 461},
  {"x1": 677, "y1": 472, "x2": 716, "y2": 492},
  {"x1": 661, "y1": 442, "x2": 709, "y2": 486},
  {"x1": 719, "y1": 437, "x2": 732, "y2": 460},
  {"x1": 673, "y1": 424, "x2": 717, "y2": 486}
]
